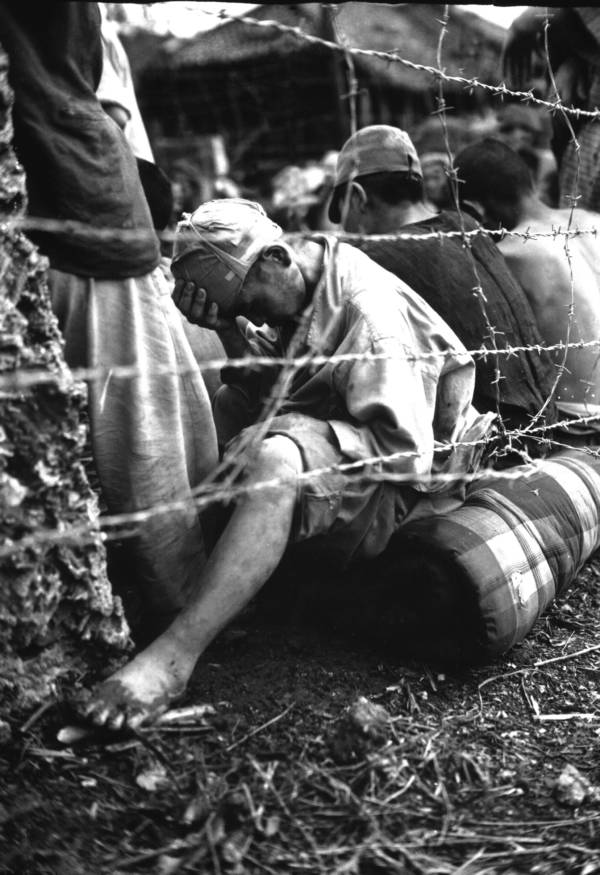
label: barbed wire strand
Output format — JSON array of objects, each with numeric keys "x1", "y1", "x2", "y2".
[
  {"x1": 3, "y1": 5, "x2": 600, "y2": 562},
  {"x1": 4, "y1": 339, "x2": 600, "y2": 395},
  {"x1": 520, "y1": 9, "x2": 583, "y2": 437},
  {"x1": 5, "y1": 215, "x2": 600, "y2": 246},
  {"x1": 3, "y1": 410, "x2": 600, "y2": 561},
  {"x1": 433, "y1": 4, "x2": 508, "y2": 444},
  {"x1": 208, "y1": 7, "x2": 600, "y2": 121}
]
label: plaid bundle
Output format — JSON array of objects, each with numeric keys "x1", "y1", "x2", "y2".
[{"x1": 395, "y1": 451, "x2": 600, "y2": 656}]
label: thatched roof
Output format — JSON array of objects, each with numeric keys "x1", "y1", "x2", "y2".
[
  {"x1": 166, "y1": 4, "x2": 325, "y2": 67},
  {"x1": 154, "y1": 3, "x2": 505, "y2": 94}
]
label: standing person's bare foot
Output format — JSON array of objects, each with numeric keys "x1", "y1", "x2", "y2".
[{"x1": 83, "y1": 635, "x2": 197, "y2": 730}]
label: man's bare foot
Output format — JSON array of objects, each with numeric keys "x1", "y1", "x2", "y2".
[{"x1": 83, "y1": 637, "x2": 196, "y2": 731}]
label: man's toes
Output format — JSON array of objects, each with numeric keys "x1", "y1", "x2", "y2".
[
  {"x1": 85, "y1": 702, "x2": 111, "y2": 727},
  {"x1": 107, "y1": 711, "x2": 126, "y2": 732},
  {"x1": 126, "y1": 710, "x2": 148, "y2": 731}
]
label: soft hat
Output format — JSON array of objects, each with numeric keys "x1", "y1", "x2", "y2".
[
  {"x1": 172, "y1": 198, "x2": 283, "y2": 315},
  {"x1": 329, "y1": 125, "x2": 422, "y2": 223}
]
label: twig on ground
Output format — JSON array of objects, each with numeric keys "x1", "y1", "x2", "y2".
[
  {"x1": 19, "y1": 700, "x2": 55, "y2": 733},
  {"x1": 478, "y1": 642, "x2": 600, "y2": 713},
  {"x1": 534, "y1": 712, "x2": 599, "y2": 722},
  {"x1": 225, "y1": 702, "x2": 295, "y2": 752},
  {"x1": 28, "y1": 747, "x2": 84, "y2": 761},
  {"x1": 108, "y1": 838, "x2": 190, "y2": 872},
  {"x1": 534, "y1": 642, "x2": 600, "y2": 668}
]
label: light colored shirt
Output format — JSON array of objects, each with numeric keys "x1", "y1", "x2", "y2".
[
  {"x1": 243, "y1": 238, "x2": 494, "y2": 493},
  {"x1": 97, "y1": 6, "x2": 154, "y2": 162}
]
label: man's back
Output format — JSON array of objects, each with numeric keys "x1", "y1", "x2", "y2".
[
  {"x1": 351, "y1": 210, "x2": 559, "y2": 435},
  {"x1": 499, "y1": 205, "x2": 600, "y2": 409}
]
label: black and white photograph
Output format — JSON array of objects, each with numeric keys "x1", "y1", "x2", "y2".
[{"x1": 2, "y1": 3, "x2": 600, "y2": 872}]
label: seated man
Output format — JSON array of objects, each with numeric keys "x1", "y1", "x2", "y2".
[
  {"x1": 455, "y1": 138, "x2": 600, "y2": 443},
  {"x1": 328, "y1": 125, "x2": 559, "y2": 453},
  {"x1": 84, "y1": 198, "x2": 494, "y2": 729}
]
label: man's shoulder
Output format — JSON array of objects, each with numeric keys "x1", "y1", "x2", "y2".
[
  {"x1": 327, "y1": 240, "x2": 423, "y2": 320},
  {"x1": 401, "y1": 210, "x2": 478, "y2": 235},
  {"x1": 334, "y1": 239, "x2": 405, "y2": 287},
  {"x1": 499, "y1": 220, "x2": 561, "y2": 262}
]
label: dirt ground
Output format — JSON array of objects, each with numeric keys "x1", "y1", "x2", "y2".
[{"x1": 2, "y1": 554, "x2": 600, "y2": 875}]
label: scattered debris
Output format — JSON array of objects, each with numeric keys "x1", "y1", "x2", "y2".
[
  {"x1": 4, "y1": 560, "x2": 600, "y2": 873},
  {"x1": 328, "y1": 695, "x2": 391, "y2": 764},
  {"x1": 135, "y1": 761, "x2": 171, "y2": 793},
  {"x1": 0, "y1": 718, "x2": 12, "y2": 745},
  {"x1": 153, "y1": 704, "x2": 216, "y2": 724},
  {"x1": 554, "y1": 764, "x2": 600, "y2": 808},
  {"x1": 57, "y1": 724, "x2": 94, "y2": 745},
  {"x1": 56, "y1": 703, "x2": 217, "y2": 746}
]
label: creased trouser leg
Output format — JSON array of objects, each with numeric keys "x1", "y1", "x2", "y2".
[{"x1": 49, "y1": 267, "x2": 218, "y2": 614}]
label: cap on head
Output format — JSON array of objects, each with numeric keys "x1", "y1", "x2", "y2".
[
  {"x1": 329, "y1": 125, "x2": 422, "y2": 223},
  {"x1": 172, "y1": 198, "x2": 283, "y2": 315}
]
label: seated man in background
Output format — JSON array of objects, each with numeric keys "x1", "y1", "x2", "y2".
[
  {"x1": 328, "y1": 125, "x2": 558, "y2": 457},
  {"x1": 84, "y1": 197, "x2": 494, "y2": 729},
  {"x1": 420, "y1": 151, "x2": 454, "y2": 211},
  {"x1": 455, "y1": 138, "x2": 600, "y2": 444}
]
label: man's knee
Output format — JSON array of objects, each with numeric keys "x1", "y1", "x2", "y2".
[{"x1": 248, "y1": 435, "x2": 303, "y2": 481}]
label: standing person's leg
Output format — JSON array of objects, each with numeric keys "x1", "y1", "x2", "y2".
[
  {"x1": 84, "y1": 434, "x2": 302, "y2": 730},
  {"x1": 48, "y1": 267, "x2": 219, "y2": 620}
]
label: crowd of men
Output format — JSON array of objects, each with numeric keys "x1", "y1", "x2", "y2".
[{"x1": 2, "y1": 2, "x2": 600, "y2": 729}]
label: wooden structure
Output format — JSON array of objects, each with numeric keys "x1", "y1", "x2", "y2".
[{"x1": 132, "y1": 3, "x2": 505, "y2": 189}]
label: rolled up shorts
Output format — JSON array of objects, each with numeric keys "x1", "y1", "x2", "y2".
[{"x1": 224, "y1": 412, "x2": 464, "y2": 562}]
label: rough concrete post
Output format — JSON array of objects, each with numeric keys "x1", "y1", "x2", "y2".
[{"x1": 0, "y1": 43, "x2": 130, "y2": 716}]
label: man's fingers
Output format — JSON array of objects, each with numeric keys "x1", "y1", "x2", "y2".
[
  {"x1": 172, "y1": 280, "x2": 223, "y2": 330},
  {"x1": 204, "y1": 301, "x2": 220, "y2": 329},
  {"x1": 174, "y1": 281, "x2": 205, "y2": 323},
  {"x1": 171, "y1": 277, "x2": 186, "y2": 307},
  {"x1": 173, "y1": 280, "x2": 195, "y2": 315},
  {"x1": 188, "y1": 287, "x2": 209, "y2": 324}
]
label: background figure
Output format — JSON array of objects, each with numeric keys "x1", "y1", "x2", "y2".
[
  {"x1": 495, "y1": 103, "x2": 558, "y2": 207},
  {"x1": 0, "y1": 2, "x2": 218, "y2": 637},
  {"x1": 97, "y1": 4, "x2": 173, "y2": 239},
  {"x1": 168, "y1": 159, "x2": 205, "y2": 231},
  {"x1": 503, "y1": 7, "x2": 600, "y2": 211},
  {"x1": 97, "y1": 2, "x2": 154, "y2": 162},
  {"x1": 269, "y1": 165, "x2": 319, "y2": 231},
  {"x1": 496, "y1": 103, "x2": 545, "y2": 155},
  {"x1": 329, "y1": 125, "x2": 558, "y2": 452},
  {"x1": 455, "y1": 137, "x2": 600, "y2": 445},
  {"x1": 419, "y1": 152, "x2": 454, "y2": 211},
  {"x1": 268, "y1": 155, "x2": 339, "y2": 232}
]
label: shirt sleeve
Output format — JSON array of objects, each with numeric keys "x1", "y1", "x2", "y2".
[
  {"x1": 328, "y1": 333, "x2": 437, "y2": 478},
  {"x1": 327, "y1": 304, "x2": 477, "y2": 486}
]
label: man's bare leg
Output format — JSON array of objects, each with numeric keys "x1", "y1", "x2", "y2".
[{"x1": 84, "y1": 436, "x2": 302, "y2": 730}]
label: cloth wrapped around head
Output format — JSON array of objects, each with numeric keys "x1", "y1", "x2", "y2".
[{"x1": 172, "y1": 198, "x2": 283, "y2": 315}]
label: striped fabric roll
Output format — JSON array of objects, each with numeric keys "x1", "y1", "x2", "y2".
[{"x1": 393, "y1": 451, "x2": 600, "y2": 656}]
